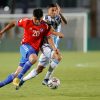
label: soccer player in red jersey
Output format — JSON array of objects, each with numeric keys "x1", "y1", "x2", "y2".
[
  {"x1": 16, "y1": 4, "x2": 67, "y2": 89},
  {"x1": 0, "y1": 8, "x2": 59, "y2": 88}
]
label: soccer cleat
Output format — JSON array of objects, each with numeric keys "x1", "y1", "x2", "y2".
[
  {"x1": 15, "y1": 80, "x2": 25, "y2": 90},
  {"x1": 13, "y1": 78, "x2": 20, "y2": 86},
  {"x1": 42, "y1": 79, "x2": 49, "y2": 85}
]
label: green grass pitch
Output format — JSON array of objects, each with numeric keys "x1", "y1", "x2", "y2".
[{"x1": 0, "y1": 51, "x2": 100, "y2": 100}]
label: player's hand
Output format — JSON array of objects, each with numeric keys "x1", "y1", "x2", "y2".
[
  {"x1": 56, "y1": 3, "x2": 61, "y2": 14},
  {"x1": 58, "y1": 32, "x2": 64, "y2": 38},
  {"x1": 54, "y1": 48, "x2": 60, "y2": 54}
]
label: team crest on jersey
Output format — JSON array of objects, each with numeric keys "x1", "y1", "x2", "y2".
[{"x1": 40, "y1": 28, "x2": 44, "y2": 32}]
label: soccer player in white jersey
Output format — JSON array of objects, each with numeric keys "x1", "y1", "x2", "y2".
[
  {"x1": 41, "y1": 3, "x2": 67, "y2": 84},
  {"x1": 17, "y1": 3, "x2": 67, "y2": 89}
]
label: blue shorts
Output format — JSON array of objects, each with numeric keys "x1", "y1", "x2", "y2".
[{"x1": 19, "y1": 44, "x2": 38, "y2": 67}]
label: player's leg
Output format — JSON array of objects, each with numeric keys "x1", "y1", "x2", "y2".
[
  {"x1": 18, "y1": 65, "x2": 45, "y2": 89},
  {"x1": 23, "y1": 53, "x2": 49, "y2": 81},
  {"x1": 0, "y1": 44, "x2": 30, "y2": 88},
  {"x1": 17, "y1": 54, "x2": 37, "y2": 79},
  {"x1": 22, "y1": 45, "x2": 51, "y2": 81},
  {"x1": 13, "y1": 54, "x2": 38, "y2": 86},
  {"x1": 13, "y1": 44, "x2": 38, "y2": 86},
  {"x1": 0, "y1": 66, "x2": 22, "y2": 88},
  {"x1": 42, "y1": 51, "x2": 62, "y2": 85},
  {"x1": 17, "y1": 53, "x2": 49, "y2": 89}
]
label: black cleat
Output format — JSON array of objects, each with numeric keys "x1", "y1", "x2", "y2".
[{"x1": 42, "y1": 79, "x2": 49, "y2": 85}]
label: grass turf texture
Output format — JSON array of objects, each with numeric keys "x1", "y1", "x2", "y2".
[{"x1": 0, "y1": 52, "x2": 100, "y2": 100}]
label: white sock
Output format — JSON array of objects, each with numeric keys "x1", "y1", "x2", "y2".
[
  {"x1": 50, "y1": 60, "x2": 58, "y2": 69},
  {"x1": 44, "y1": 60, "x2": 59, "y2": 80},
  {"x1": 23, "y1": 69, "x2": 37, "y2": 81}
]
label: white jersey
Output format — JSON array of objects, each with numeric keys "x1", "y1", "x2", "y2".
[
  {"x1": 43, "y1": 15, "x2": 62, "y2": 48},
  {"x1": 39, "y1": 15, "x2": 62, "y2": 67}
]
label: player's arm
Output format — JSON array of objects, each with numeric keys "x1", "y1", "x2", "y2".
[
  {"x1": 56, "y1": 3, "x2": 67, "y2": 25},
  {"x1": 47, "y1": 24, "x2": 64, "y2": 38},
  {"x1": 50, "y1": 26, "x2": 64, "y2": 38},
  {"x1": 0, "y1": 21, "x2": 16, "y2": 38},
  {"x1": 47, "y1": 35, "x2": 59, "y2": 54},
  {"x1": 59, "y1": 13, "x2": 67, "y2": 24},
  {"x1": 46, "y1": 25, "x2": 60, "y2": 54}
]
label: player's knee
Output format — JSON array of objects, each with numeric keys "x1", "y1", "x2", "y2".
[{"x1": 29, "y1": 54, "x2": 38, "y2": 64}]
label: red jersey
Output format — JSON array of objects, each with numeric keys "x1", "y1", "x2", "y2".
[{"x1": 17, "y1": 18, "x2": 51, "y2": 52}]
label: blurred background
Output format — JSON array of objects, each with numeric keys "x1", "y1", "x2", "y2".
[{"x1": 0, "y1": 0, "x2": 100, "y2": 52}]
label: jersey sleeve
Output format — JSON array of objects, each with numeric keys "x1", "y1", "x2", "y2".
[
  {"x1": 56, "y1": 15, "x2": 62, "y2": 25},
  {"x1": 17, "y1": 18, "x2": 28, "y2": 28}
]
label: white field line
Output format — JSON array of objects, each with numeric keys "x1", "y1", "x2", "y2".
[{"x1": 75, "y1": 62, "x2": 98, "y2": 67}]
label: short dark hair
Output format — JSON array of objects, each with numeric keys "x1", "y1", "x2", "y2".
[
  {"x1": 48, "y1": 3, "x2": 57, "y2": 8},
  {"x1": 33, "y1": 8, "x2": 43, "y2": 20}
]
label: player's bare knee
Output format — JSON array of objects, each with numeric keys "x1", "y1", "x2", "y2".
[{"x1": 29, "y1": 54, "x2": 38, "y2": 64}]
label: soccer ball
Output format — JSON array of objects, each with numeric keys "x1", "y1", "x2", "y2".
[{"x1": 47, "y1": 77, "x2": 60, "y2": 89}]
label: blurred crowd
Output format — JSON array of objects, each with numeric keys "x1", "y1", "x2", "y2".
[{"x1": 0, "y1": 0, "x2": 99, "y2": 38}]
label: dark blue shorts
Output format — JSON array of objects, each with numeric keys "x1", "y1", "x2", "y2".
[{"x1": 19, "y1": 44, "x2": 38, "y2": 67}]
